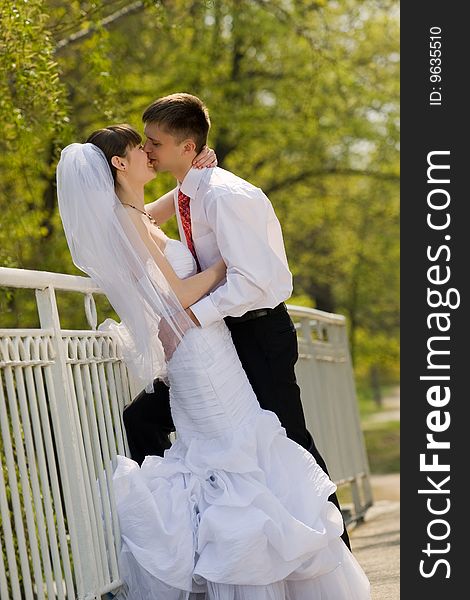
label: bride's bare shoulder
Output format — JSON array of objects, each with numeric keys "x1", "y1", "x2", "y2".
[{"x1": 121, "y1": 205, "x2": 166, "y2": 250}]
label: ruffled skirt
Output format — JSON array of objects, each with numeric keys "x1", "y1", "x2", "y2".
[{"x1": 112, "y1": 410, "x2": 370, "y2": 599}]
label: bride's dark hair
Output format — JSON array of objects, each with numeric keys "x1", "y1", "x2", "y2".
[{"x1": 85, "y1": 124, "x2": 142, "y2": 184}]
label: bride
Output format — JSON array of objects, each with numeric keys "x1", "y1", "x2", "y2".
[{"x1": 56, "y1": 125, "x2": 371, "y2": 600}]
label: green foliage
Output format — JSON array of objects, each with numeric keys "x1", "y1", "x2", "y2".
[
  {"x1": 0, "y1": 0, "x2": 399, "y2": 384},
  {"x1": 0, "y1": 1, "x2": 62, "y2": 327}
]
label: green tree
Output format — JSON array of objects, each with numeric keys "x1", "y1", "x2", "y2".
[{"x1": 1, "y1": 0, "x2": 399, "y2": 388}]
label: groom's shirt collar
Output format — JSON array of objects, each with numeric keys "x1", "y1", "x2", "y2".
[{"x1": 179, "y1": 167, "x2": 205, "y2": 199}]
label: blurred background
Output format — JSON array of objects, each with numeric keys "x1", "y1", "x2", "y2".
[{"x1": 0, "y1": 0, "x2": 399, "y2": 477}]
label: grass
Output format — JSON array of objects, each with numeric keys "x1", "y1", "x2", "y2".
[
  {"x1": 362, "y1": 420, "x2": 400, "y2": 474},
  {"x1": 356, "y1": 381, "x2": 400, "y2": 475},
  {"x1": 336, "y1": 385, "x2": 400, "y2": 507},
  {"x1": 337, "y1": 419, "x2": 400, "y2": 504},
  {"x1": 355, "y1": 382, "x2": 399, "y2": 419}
]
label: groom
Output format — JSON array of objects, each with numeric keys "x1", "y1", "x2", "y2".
[{"x1": 122, "y1": 92, "x2": 351, "y2": 550}]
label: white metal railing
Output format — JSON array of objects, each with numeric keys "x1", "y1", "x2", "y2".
[
  {"x1": 287, "y1": 305, "x2": 373, "y2": 523},
  {"x1": 1, "y1": 267, "x2": 131, "y2": 600},
  {"x1": 0, "y1": 267, "x2": 372, "y2": 599}
]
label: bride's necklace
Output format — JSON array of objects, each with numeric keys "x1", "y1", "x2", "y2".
[{"x1": 121, "y1": 202, "x2": 159, "y2": 226}]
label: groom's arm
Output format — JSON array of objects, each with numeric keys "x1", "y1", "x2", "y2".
[
  {"x1": 145, "y1": 188, "x2": 176, "y2": 225},
  {"x1": 189, "y1": 189, "x2": 291, "y2": 328}
]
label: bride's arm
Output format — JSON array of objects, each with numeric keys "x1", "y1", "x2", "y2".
[
  {"x1": 145, "y1": 188, "x2": 176, "y2": 225},
  {"x1": 127, "y1": 210, "x2": 226, "y2": 310}
]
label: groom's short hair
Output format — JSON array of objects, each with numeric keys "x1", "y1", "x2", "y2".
[{"x1": 143, "y1": 93, "x2": 210, "y2": 153}]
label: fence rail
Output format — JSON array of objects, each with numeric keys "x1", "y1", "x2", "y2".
[
  {"x1": 0, "y1": 266, "x2": 372, "y2": 599},
  {"x1": 287, "y1": 305, "x2": 373, "y2": 523}
]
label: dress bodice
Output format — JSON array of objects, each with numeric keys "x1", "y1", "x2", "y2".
[{"x1": 164, "y1": 238, "x2": 197, "y2": 279}]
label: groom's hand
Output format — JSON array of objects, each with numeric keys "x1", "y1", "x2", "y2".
[{"x1": 192, "y1": 146, "x2": 217, "y2": 169}]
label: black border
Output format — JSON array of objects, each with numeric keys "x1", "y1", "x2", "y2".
[{"x1": 401, "y1": 3, "x2": 466, "y2": 595}]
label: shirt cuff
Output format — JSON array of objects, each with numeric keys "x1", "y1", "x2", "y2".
[{"x1": 190, "y1": 295, "x2": 223, "y2": 328}]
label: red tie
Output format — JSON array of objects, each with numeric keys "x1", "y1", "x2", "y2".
[{"x1": 178, "y1": 189, "x2": 201, "y2": 272}]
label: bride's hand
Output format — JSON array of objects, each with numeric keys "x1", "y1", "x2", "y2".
[
  {"x1": 185, "y1": 307, "x2": 200, "y2": 326},
  {"x1": 192, "y1": 145, "x2": 218, "y2": 169},
  {"x1": 157, "y1": 312, "x2": 197, "y2": 361},
  {"x1": 158, "y1": 317, "x2": 180, "y2": 362}
]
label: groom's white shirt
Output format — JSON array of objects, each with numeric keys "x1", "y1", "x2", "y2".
[{"x1": 175, "y1": 167, "x2": 293, "y2": 328}]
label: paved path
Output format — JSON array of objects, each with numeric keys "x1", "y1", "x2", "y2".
[
  {"x1": 350, "y1": 477, "x2": 400, "y2": 599},
  {"x1": 348, "y1": 386, "x2": 401, "y2": 599}
]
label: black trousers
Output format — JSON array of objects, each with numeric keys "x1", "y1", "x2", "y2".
[
  {"x1": 225, "y1": 308, "x2": 351, "y2": 551},
  {"x1": 123, "y1": 379, "x2": 174, "y2": 465},
  {"x1": 123, "y1": 307, "x2": 351, "y2": 550}
]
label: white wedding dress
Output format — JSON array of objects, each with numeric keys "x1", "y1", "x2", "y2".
[{"x1": 112, "y1": 238, "x2": 371, "y2": 600}]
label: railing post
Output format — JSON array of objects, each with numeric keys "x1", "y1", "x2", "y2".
[
  {"x1": 341, "y1": 326, "x2": 374, "y2": 510},
  {"x1": 36, "y1": 286, "x2": 101, "y2": 599}
]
